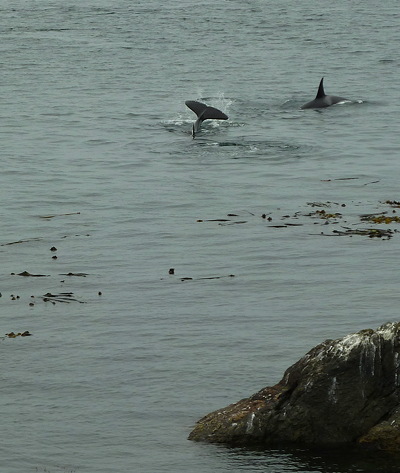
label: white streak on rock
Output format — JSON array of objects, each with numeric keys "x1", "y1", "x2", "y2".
[
  {"x1": 304, "y1": 379, "x2": 314, "y2": 392},
  {"x1": 328, "y1": 376, "x2": 337, "y2": 404},
  {"x1": 246, "y1": 412, "x2": 255, "y2": 433},
  {"x1": 395, "y1": 352, "x2": 400, "y2": 386}
]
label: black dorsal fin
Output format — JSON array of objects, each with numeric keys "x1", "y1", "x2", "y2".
[{"x1": 316, "y1": 77, "x2": 325, "y2": 99}]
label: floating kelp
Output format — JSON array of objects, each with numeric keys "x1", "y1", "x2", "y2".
[
  {"x1": 1, "y1": 238, "x2": 42, "y2": 246},
  {"x1": 197, "y1": 218, "x2": 248, "y2": 225},
  {"x1": 307, "y1": 201, "x2": 336, "y2": 208},
  {"x1": 314, "y1": 209, "x2": 342, "y2": 220},
  {"x1": 180, "y1": 274, "x2": 235, "y2": 282},
  {"x1": 11, "y1": 271, "x2": 49, "y2": 277},
  {"x1": 218, "y1": 221, "x2": 248, "y2": 226},
  {"x1": 39, "y1": 211, "x2": 81, "y2": 219},
  {"x1": 385, "y1": 200, "x2": 400, "y2": 207},
  {"x1": 321, "y1": 177, "x2": 360, "y2": 181},
  {"x1": 6, "y1": 331, "x2": 31, "y2": 338},
  {"x1": 41, "y1": 292, "x2": 85, "y2": 304},
  {"x1": 59, "y1": 272, "x2": 88, "y2": 277},
  {"x1": 61, "y1": 233, "x2": 91, "y2": 238},
  {"x1": 196, "y1": 200, "x2": 400, "y2": 240},
  {"x1": 1, "y1": 233, "x2": 89, "y2": 247},
  {"x1": 330, "y1": 228, "x2": 394, "y2": 239},
  {"x1": 3, "y1": 291, "x2": 93, "y2": 306},
  {"x1": 321, "y1": 177, "x2": 380, "y2": 185},
  {"x1": 164, "y1": 268, "x2": 234, "y2": 281},
  {"x1": 197, "y1": 219, "x2": 230, "y2": 222},
  {"x1": 360, "y1": 213, "x2": 400, "y2": 224},
  {"x1": 308, "y1": 201, "x2": 346, "y2": 208},
  {"x1": 197, "y1": 210, "x2": 256, "y2": 225},
  {"x1": 1, "y1": 219, "x2": 96, "y2": 310}
]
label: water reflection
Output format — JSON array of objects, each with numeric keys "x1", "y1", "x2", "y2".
[{"x1": 224, "y1": 445, "x2": 400, "y2": 473}]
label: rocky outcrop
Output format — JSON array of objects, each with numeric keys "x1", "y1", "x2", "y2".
[{"x1": 189, "y1": 322, "x2": 400, "y2": 450}]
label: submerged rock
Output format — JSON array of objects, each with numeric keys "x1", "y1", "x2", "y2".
[{"x1": 189, "y1": 322, "x2": 400, "y2": 451}]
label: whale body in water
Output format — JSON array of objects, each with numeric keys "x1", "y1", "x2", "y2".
[
  {"x1": 185, "y1": 100, "x2": 228, "y2": 138},
  {"x1": 301, "y1": 78, "x2": 349, "y2": 109}
]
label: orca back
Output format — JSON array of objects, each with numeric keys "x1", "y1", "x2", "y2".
[{"x1": 301, "y1": 78, "x2": 348, "y2": 109}]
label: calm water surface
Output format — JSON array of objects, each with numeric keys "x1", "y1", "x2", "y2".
[{"x1": 1, "y1": 1, "x2": 400, "y2": 472}]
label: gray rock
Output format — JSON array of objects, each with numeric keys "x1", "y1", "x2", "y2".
[{"x1": 189, "y1": 322, "x2": 400, "y2": 450}]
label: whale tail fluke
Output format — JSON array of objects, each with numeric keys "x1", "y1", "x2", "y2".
[
  {"x1": 185, "y1": 101, "x2": 228, "y2": 120},
  {"x1": 185, "y1": 100, "x2": 228, "y2": 138}
]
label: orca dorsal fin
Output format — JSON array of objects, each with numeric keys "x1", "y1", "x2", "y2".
[
  {"x1": 316, "y1": 77, "x2": 326, "y2": 99},
  {"x1": 185, "y1": 100, "x2": 228, "y2": 121}
]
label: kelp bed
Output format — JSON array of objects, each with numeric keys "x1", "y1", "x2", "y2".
[
  {"x1": 2, "y1": 201, "x2": 400, "y2": 336},
  {"x1": 197, "y1": 199, "x2": 400, "y2": 240},
  {"x1": 164, "y1": 199, "x2": 400, "y2": 283},
  {"x1": 0, "y1": 213, "x2": 101, "y2": 342}
]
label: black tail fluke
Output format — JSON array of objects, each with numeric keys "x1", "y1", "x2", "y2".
[
  {"x1": 185, "y1": 101, "x2": 228, "y2": 120},
  {"x1": 185, "y1": 100, "x2": 228, "y2": 138},
  {"x1": 185, "y1": 100, "x2": 208, "y2": 117}
]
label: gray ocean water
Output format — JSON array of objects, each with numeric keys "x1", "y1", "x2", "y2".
[{"x1": 1, "y1": 1, "x2": 400, "y2": 472}]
